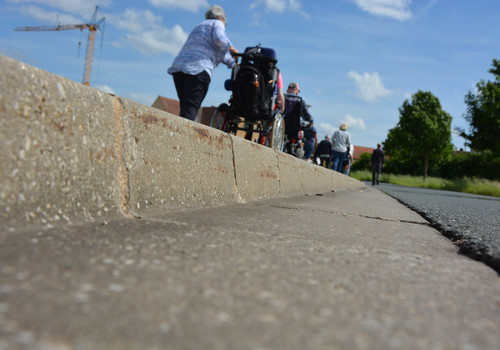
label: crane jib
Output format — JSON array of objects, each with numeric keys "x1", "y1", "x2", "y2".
[{"x1": 13, "y1": 6, "x2": 105, "y2": 86}]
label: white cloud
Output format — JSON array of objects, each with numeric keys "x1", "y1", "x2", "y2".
[
  {"x1": 317, "y1": 123, "x2": 337, "y2": 138},
  {"x1": 352, "y1": 0, "x2": 413, "y2": 21},
  {"x1": 125, "y1": 25, "x2": 187, "y2": 55},
  {"x1": 6, "y1": 0, "x2": 111, "y2": 14},
  {"x1": 14, "y1": 5, "x2": 81, "y2": 25},
  {"x1": 339, "y1": 114, "x2": 367, "y2": 131},
  {"x1": 148, "y1": 0, "x2": 209, "y2": 12},
  {"x1": 109, "y1": 9, "x2": 188, "y2": 55},
  {"x1": 110, "y1": 9, "x2": 163, "y2": 34},
  {"x1": 128, "y1": 92, "x2": 156, "y2": 106},
  {"x1": 251, "y1": 0, "x2": 286, "y2": 12},
  {"x1": 317, "y1": 115, "x2": 366, "y2": 138},
  {"x1": 319, "y1": 117, "x2": 367, "y2": 136},
  {"x1": 250, "y1": 0, "x2": 306, "y2": 16},
  {"x1": 347, "y1": 71, "x2": 391, "y2": 103},
  {"x1": 96, "y1": 84, "x2": 115, "y2": 94},
  {"x1": 8, "y1": 0, "x2": 110, "y2": 26}
]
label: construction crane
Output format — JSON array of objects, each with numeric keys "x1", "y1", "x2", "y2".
[{"x1": 15, "y1": 6, "x2": 105, "y2": 86}]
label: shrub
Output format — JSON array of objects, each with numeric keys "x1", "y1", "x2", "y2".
[
  {"x1": 440, "y1": 151, "x2": 500, "y2": 180},
  {"x1": 351, "y1": 152, "x2": 371, "y2": 172}
]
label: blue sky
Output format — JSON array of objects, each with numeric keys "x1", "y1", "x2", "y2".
[{"x1": 1, "y1": 0, "x2": 499, "y2": 149}]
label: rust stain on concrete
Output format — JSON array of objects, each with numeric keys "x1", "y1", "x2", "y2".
[
  {"x1": 140, "y1": 114, "x2": 159, "y2": 129},
  {"x1": 142, "y1": 157, "x2": 153, "y2": 166},
  {"x1": 51, "y1": 120, "x2": 74, "y2": 135},
  {"x1": 52, "y1": 121, "x2": 66, "y2": 132},
  {"x1": 136, "y1": 113, "x2": 183, "y2": 133},
  {"x1": 95, "y1": 148, "x2": 116, "y2": 162},
  {"x1": 215, "y1": 133, "x2": 230, "y2": 149},
  {"x1": 217, "y1": 164, "x2": 230, "y2": 175},
  {"x1": 201, "y1": 150, "x2": 223, "y2": 159},
  {"x1": 193, "y1": 126, "x2": 210, "y2": 138},
  {"x1": 260, "y1": 169, "x2": 278, "y2": 179},
  {"x1": 193, "y1": 126, "x2": 230, "y2": 150}
]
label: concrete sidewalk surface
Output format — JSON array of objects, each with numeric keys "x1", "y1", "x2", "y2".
[{"x1": 1, "y1": 187, "x2": 499, "y2": 350}]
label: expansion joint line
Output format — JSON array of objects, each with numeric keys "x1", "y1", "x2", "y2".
[
  {"x1": 111, "y1": 97, "x2": 133, "y2": 218},
  {"x1": 229, "y1": 136, "x2": 245, "y2": 203}
]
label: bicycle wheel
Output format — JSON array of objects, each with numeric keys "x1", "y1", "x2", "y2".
[
  {"x1": 296, "y1": 146, "x2": 305, "y2": 160},
  {"x1": 210, "y1": 103, "x2": 229, "y2": 130},
  {"x1": 269, "y1": 111, "x2": 285, "y2": 152}
]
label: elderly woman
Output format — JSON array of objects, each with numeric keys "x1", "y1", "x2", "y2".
[{"x1": 168, "y1": 5, "x2": 238, "y2": 121}]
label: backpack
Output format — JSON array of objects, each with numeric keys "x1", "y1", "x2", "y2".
[{"x1": 231, "y1": 51, "x2": 277, "y2": 119}]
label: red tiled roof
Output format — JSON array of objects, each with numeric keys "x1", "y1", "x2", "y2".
[
  {"x1": 152, "y1": 96, "x2": 180, "y2": 116},
  {"x1": 152, "y1": 95, "x2": 218, "y2": 126},
  {"x1": 353, "y1": 146, "x2": 374, "y2": 160}
]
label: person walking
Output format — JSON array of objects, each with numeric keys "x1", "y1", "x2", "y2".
[
  {"x1": 168, "y1": 5, "x2": 238, "y2": 121},
  {"x1": 283, "y1": 82, "x2": 313, "y2": 124},
  {"x1": 371, "y1": 143, "x2": 385, "y2": 185},
  {"x1": 303, "y1": 122, "x2": 318, "y2": 163},
  {"x1": 331, "y1": 123, "x2": 351, "y2": 172},
  {"x1": 315, "y1": 135, "x2": 333, "y2": 168}
]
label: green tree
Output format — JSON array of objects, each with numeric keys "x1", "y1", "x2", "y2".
[
  {"x1": 460, "y1": 59, "x2": 500, "y2": 154},
  {"x1": 383, "y1": 91, "x2": 453, "y2": 180},
  {"x1": 351, "y1": 152, "x2": 371, "y2": 172}
]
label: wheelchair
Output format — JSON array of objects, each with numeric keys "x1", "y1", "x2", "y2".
[{"x1": 210, "y1": 45, "x2": 285, "y2": 151}]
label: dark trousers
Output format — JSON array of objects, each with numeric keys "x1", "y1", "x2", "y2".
[
  {"x1": 172, "y1": 71, "x2": 210, "y2": 121},
  {"x1": 319, "y1": 156, "x2": 331, "y2": 169},
  {"x1": 372, "y1": 164, "x2": 382, "y2": 184}
]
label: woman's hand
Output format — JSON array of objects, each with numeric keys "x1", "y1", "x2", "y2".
[{"x1": 229, "y1": 46, "x2": 238, "y2": 57}]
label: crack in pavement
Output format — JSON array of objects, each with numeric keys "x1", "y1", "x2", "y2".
[{"x1": 267, "y1": 205, "x2": 430, "y2": 226}]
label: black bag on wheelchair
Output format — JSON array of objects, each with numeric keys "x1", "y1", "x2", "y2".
[{"x1": 231, "y1": 47, "x2": 279, "y2": 120}]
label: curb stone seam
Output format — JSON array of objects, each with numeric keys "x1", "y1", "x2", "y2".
[{"x1": 111, "y1": 96, "x2": 134, "y2": 218}]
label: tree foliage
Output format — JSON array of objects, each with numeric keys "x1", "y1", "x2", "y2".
[
  {"x1": 383, "y1": 91, "x2": 453, "y2": 179},
  {"x1": 439, "y1": 150, "x2": 500, "y2": 180},
  {"x1": 460, "y1": 59, "x2": 500, "y2": 154},
  {"x1": 350, "y1": 152, "x2": 371, "y2": 172}
]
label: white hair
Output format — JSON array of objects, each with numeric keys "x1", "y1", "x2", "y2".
[{"x1": 205, "y1": 5, "x2": 226, "y2": 22}]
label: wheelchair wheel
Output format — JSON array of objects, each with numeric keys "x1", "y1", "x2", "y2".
[
  {"x1": 296, "y1": 146, "x2": 305, "y2": 160},
  {"x1": 269, "y1": 111, "x2": 285, "y2": 152},
  {"x1": 210, "y1": 103, "x2": 229, "y2": 130}
]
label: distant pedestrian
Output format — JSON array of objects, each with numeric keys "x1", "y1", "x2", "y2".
[
  {"x1": 168, "y1": 5, "x2": 238, "y2": 121},
  {"x1": 370, "y1": 143, "x2": 385, "y2": 185},
  {"x1": 331, "y1": 123, "x2": 351, "y2": 172},
  {"x1": 303, "y1": 122, "x2": 318, "y2": 163},
  {"x1": 315, "y1": 135, "x2": 333, "y2": 168}
]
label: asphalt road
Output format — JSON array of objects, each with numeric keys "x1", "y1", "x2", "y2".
[{"x1": 374, "y1": 182, "x2": 500, "y2": 274}]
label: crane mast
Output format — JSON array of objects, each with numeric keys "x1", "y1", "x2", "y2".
[{"x1": 15, "y1": 6, "x2": 105, "y2": 86}]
